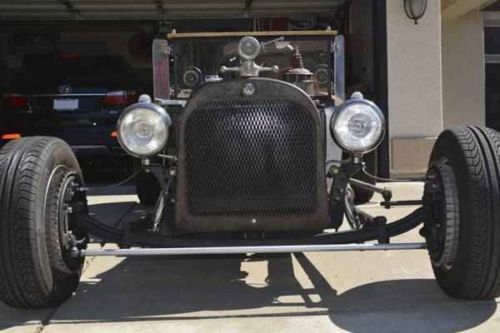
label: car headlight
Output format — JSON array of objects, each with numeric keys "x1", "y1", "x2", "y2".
[
  {"x1": 117, "y1": 101, "x2": 171, "y2": 157},
  {"x1": 238, "y1": 36, "x2": 261, "y2": 60},
  {"x1": 331, "y1": 92, "x2": 385, "y2": 154}
]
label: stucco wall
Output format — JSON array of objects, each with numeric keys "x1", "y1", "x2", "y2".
[
  {"x1": 386, "y1": 0, "x2": 443, "y2": 174},
  {"x1": 442, "y1": 9, "x2": 485, "y2": 128}
]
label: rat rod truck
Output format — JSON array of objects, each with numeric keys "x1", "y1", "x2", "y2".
[{"x1": 1, "y1": 30, "x2": 500, "y2": 308}]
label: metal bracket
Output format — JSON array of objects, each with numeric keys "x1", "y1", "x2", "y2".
[
  {"x1": 374, "y1": 216, "x2": 389, "y2": 244},
  {"x1": 333, "y1": 35, "x2": 345, "y2": 102},
  {"x1": 147, "y1": 165, "x2": 175, "y2": 233},
  {"x1": 220, "y1": 60, "x2": 279, "y2": 77},
  {"x1": 381, "y1": 200, "x2": 424, "y2": 209},
  {"x1": 349, "y1": 178, "x2": 393, "y2": 202},
  {"x1": 328, "y1": 160, "x2": 363, "y2": 229}
]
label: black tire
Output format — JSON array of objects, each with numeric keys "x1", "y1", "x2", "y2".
[
  {"x1": 136, "y1": 170, "x2": 161, "y2": 206},
  {"x1": 0, "y1": 137, "x2": 84, "y2": 308},
  {"x1": 425, "y1": 126, "x2": 500, "y2": 300},
  {"x1": 352, "y1": 151, "x2": 377, "y2": 205}
]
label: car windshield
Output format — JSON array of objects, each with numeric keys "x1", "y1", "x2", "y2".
[{"x1": 170, "y1": 34, "x2": 334, "y2": 99}]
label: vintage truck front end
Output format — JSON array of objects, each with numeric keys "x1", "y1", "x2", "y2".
[{"x1": 117, "y1": 31, "x2": 386, "y2": 234}]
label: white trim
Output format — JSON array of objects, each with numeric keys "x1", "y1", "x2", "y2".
[
  {"x1": 485, "y1": 54, "x2": 500, "y2": 63},
  {"x1": 484, "y1": 20, "x2": 500, "y2": 27},
  {"x1": 483, "y1": 12, "x2": 500, "y2": 27}
]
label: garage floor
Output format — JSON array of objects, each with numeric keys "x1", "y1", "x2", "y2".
[{"x1": 1, "y1": 183, "x2": 499, "y2": 333}]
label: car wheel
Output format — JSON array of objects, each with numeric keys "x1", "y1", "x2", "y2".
[
  {"x1": 0, "y1": 137, "x2": 85, "y2": 308},
  {"x1": 136, "y1": 170, "x2": 161, "y2": 206},
  {"x1": 351, "y1": 151, "x2": 377, "y2": 205},
  {"x1": 423, "y1": 126, "x2": 500, "y2": 300}
]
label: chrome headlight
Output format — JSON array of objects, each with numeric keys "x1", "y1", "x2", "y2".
[
  {"x1": 117, "y1": 101, "x2": 171, "y2": 157},
  {"x1": 331, "y1": 92, "x2": 385, "y2": 154}
]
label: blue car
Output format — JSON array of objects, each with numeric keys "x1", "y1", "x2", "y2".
[{"x1": 1, "y1": 54, "x2": 139, "y2": 162}]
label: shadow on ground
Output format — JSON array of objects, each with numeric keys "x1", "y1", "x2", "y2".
[
  {"x1": 0, "y1": 305, "x2": 52, "y2": 331},
  {"x1": 39, "y1": 253, "x2": 497, "y2": 333},
  {"x1": 55, "y1": 201, "x2": 499, "y2": 332}
]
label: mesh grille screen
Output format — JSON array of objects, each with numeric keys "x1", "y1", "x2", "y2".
[{"x1": 184, "y1": 99, "x2": 318, "y2": 216}]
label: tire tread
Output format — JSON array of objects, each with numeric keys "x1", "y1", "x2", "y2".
[
  {"x1": 431, "y1": 126, "x2": 500, "y2": 300},
  {"x1": 0, "y1": 137, "x2": 83, "y2": 308}
]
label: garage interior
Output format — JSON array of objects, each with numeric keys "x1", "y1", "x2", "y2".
[{"x1": 0, "y1": 0, "x2": 388, "y2": 177}]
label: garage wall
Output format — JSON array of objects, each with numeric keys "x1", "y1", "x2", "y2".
[
  {"x1": 60, "y1": 31, "x2": 154, "y2": 93},
  {"x1": 386, "y1": 0, "x2": 443, "y2": 175},
  {"x1": 61, "y1": 31, "x2": 151, "y2": 68},
  {"x1": 442, "y1": 9, "x2": 485, "y2": 128},
  {"x1": 1, "y1": 28, "x2": 155, "y2": 96}
]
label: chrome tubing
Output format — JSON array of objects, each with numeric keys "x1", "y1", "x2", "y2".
[{"x1": 80, "y1": 242, "x2": 426, "y2": 257}]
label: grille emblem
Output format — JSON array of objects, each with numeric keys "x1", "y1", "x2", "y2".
[
  {"x1": 58, "y1": 85, "x2": 72, "y2": 94},
  {"x1": 242, "y1": 82, "x2": 256, "y2": 96}
]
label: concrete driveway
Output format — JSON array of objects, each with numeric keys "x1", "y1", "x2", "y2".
[{"x1": 1, "y1": 183, "x2": 499, "y2": 332}]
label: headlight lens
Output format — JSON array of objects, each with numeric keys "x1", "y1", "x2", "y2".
[
  {"x1": 331, "y1": 95, "x2": 385, "y2": 154},
  {"x1": 117, "y1": 102, "x2": 171, "y2": 157}
]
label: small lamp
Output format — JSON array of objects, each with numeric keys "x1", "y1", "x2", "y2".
[{"x1": 404, "y1": 0, "x2": 428, "y2": 24}]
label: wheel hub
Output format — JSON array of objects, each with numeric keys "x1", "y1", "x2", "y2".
[
  {"x1": 58, "y1": 174, "x2": 78, "y2": 250},
  {"x1": 53, "y1": 170, "x2": 87, "y2": 271},
  {"x1": 422, "y1": 160, "x2": 460, "y2": 269}
]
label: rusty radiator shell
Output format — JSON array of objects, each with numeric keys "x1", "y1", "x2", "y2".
[{"x1": 176, "y1": 78, "x2": 328, "y2": 232}]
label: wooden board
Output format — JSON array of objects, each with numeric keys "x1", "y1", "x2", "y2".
[{"x1": 167, "y1": 30, "x2": 338, "y2": 39}]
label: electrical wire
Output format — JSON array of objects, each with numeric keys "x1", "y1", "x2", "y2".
[
  {"x1": 362, "y1": 166, "x2": 426, "y2": 183},
  {"x1": 326, "y1": 159, "x2": 426, "y2": 182},
  {"x1": 87, "y1": 168, "x2": 142, "y2": 189}
]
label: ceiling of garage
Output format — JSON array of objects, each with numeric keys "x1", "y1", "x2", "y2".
[{"x1": 0, "y1": 0, "x2": 346, "y2": 21}]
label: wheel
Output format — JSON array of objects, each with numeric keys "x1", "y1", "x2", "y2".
[
  {"x1": 0, "y1": 137, "x2": 86, "y2": 308},
  {"x1": 352, "y1": 151, "x2": 377, "y2": 205},
  {"x1": 423, "y1": 126, "x2": 500, "y2": 300},
  {"x1": 136, "y1": 170, "x2": 161, "y2": 206}
]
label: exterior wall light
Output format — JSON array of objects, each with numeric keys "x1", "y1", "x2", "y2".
[{"x1": 404, "y1": 0, "x2": 428, "y2": 24}]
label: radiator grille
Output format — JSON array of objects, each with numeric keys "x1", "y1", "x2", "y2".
[{"x1": 184, "y1": 99, "x2": 318, "y2": 216}]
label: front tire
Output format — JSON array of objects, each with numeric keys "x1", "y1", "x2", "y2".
[
  {"x1": 425, "y1": 126, "x2": 500, "y2": 300},
  {"x1": 0, "y1": 137, "x2": 85, "y2": 308}
]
